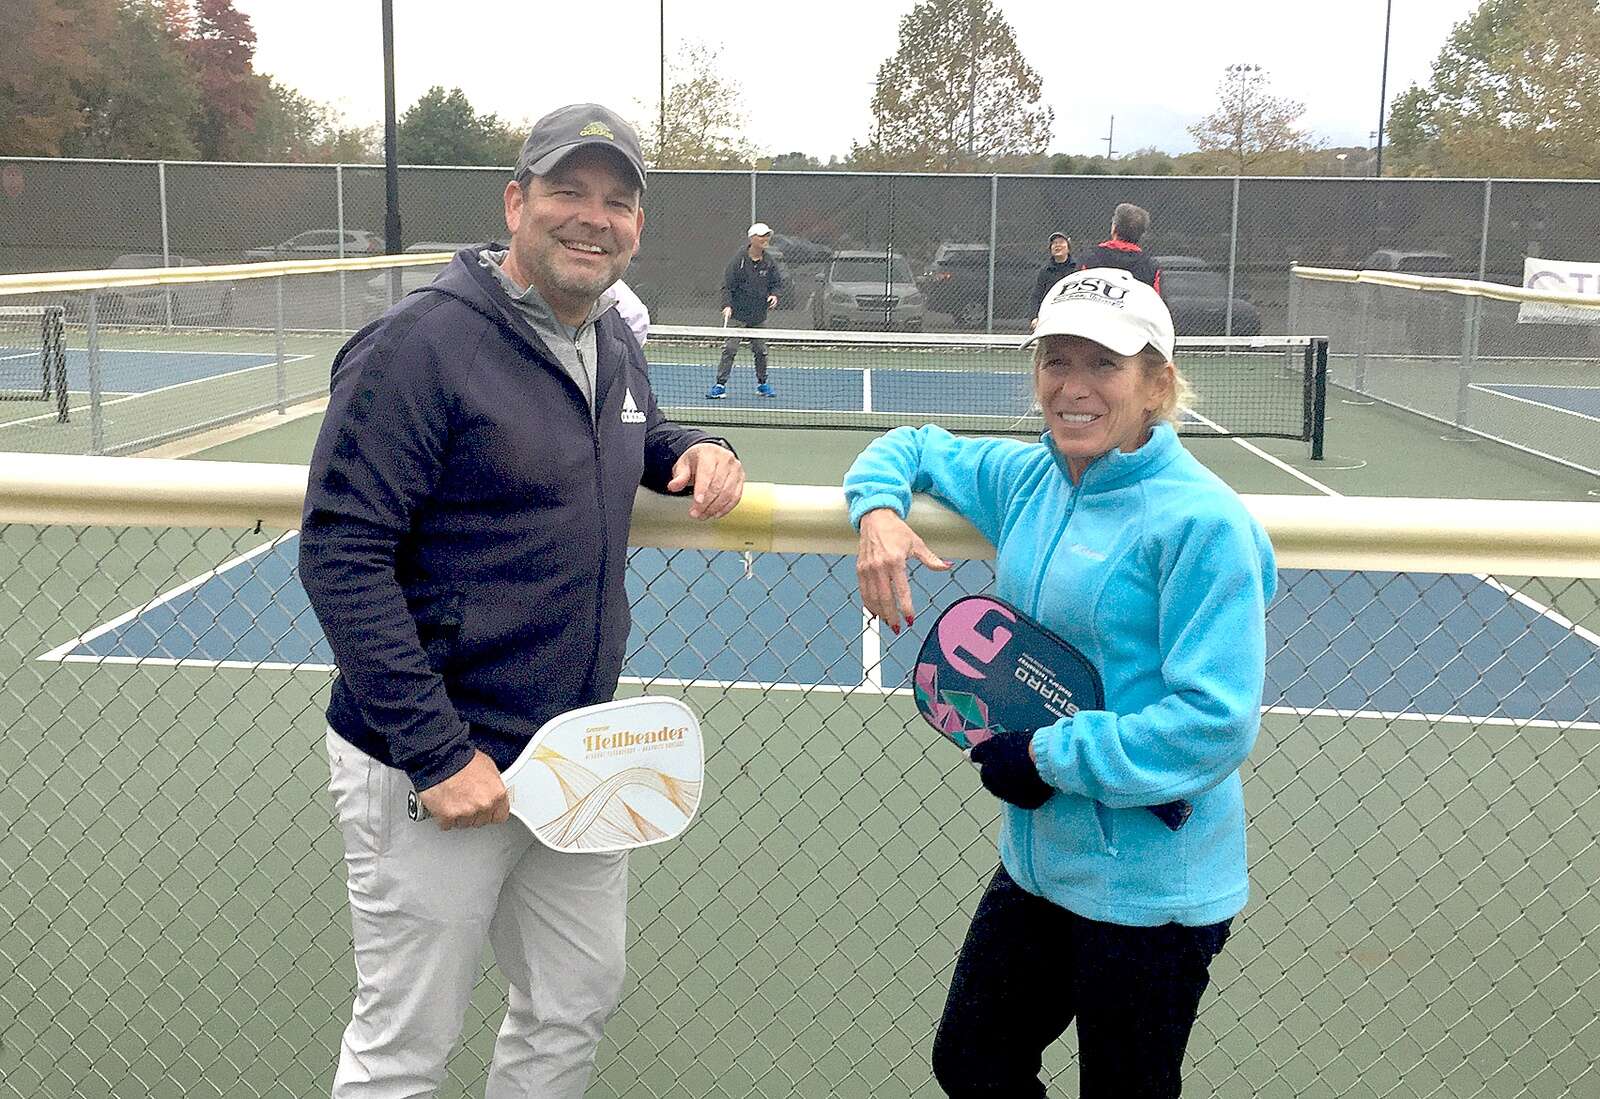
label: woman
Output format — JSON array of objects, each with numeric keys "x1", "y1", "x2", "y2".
[{"x1": 845, "y1": 268, "x2": 1276, "y2": 1098}]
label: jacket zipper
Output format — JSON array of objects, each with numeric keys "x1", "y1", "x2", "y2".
[{"x1": 1017, "y1": 449, "x2": 1082, "y2": 889}]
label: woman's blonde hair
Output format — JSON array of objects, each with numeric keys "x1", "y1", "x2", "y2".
[
  {"x1": 1031, "y1": 338, "x2": 1195, "y2": 428},
  {"x1": 1138, "y1": 345, "x2": 1194, "y2": 428}
]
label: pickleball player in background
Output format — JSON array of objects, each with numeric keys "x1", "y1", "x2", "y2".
[
  {"x1": 298, "y1": 102, "x2": 744, "y2": 1099},
  {"x1": 845, "y1": 267, "x2": 1276, "y2": 1098},
  {"x1": 1076, "y1": 201, "x2": 1162, "y2": 292}
]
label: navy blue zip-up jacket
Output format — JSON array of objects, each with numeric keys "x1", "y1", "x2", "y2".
[
  {"x1": 721, "y1": 249, "x2": 786, "y2": 324},
  {"x1": 299, "y1": 246, "x2": 719, "y2": 791}
]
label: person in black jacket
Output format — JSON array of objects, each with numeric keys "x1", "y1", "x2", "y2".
[
  {"x1": 1075, "y1": 203, "x2": 1162, "y2": 292},
  {"x1": 299, "y1": 103, "x2": 744, "y2": 1099},
  {"x1": 1029, "y1": 231, "x2": 1074, "y2": 330},
  {"x1": 708, "y1": 221, "x2": 786, "y2": 398}
]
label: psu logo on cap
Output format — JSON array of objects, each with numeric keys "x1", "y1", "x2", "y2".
[{"x1": 1051, "y1": 275, "x2": 1131, "y2": 307}]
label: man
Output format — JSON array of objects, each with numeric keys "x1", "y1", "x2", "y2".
[
  {"x1": 1029, "y1": 231, "x2": 1074, "y2": 330},
  {"x1": 1074, "y1": 202, "x2": 1162, "y2": 292},
  {"x1": 708, "y1": 221, "x2": 786, "y2": 399},
  {"x1": 299, "y1": 102, "x2": 744, "y2": 1099},
  {"x1": 609, "y1": 278, "x2": 650, "y2": 346}
]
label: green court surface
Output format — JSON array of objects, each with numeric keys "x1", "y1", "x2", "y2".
[{"x1": 2, "y1": 368, "x2": 1598, "y2": 1098}]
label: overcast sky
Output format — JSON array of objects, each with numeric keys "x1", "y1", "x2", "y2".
[{"x1": 236, "y1": 0, "x2": 1480, "y2": 160}]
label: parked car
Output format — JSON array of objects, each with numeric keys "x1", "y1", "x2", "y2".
[
  {"x1": 767, "y1": 233, "x2": 832, "y2": 265},
  {"x1": 920, "y1": 242, "x2": 1046, "y2": 327},
  {"x1": 81, "y1": 253, "x2": 234, "y2": 325},
  {"x1": 360, "y1": 242, "x2": 483, "y2": 307},
  {"x1": 1359, "y1": 249, "x2": 1473, "y2": 278},
  {"x1": 811, "y1": 251, "x2": 926, "y2": 331},
  {"x1": 243, "y1": 229, "x2": 383, "y2": 262},
  {"x1": 1154, "y1": 256, "x2": 1261, "y2": 338}
]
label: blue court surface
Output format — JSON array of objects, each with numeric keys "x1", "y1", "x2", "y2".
[
  {"x1": 48, "y1": 347, "x2": 294, "y2": 393},
  {"x1": 42, "y1": 533, "x2": 1600, "y2": 727},
  {"x1": 1474, "y1": 382, "x2": 1600, "y2": 420}
]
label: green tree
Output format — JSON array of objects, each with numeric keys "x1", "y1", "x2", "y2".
[
  {"x1": 1187, "y1": 63, "x2": 1316, "y2": 174},
  {"x1": 854, "y1": 0, "x2": 1051, "y2": 171},
  {"x1": 766, "y1": 151, "x2": 824, "y2": 171},
  {"x1": 397, "y1": 86, "x2": 521, "y2": 166},
  {"x1": 637, "y1": 43, "x2": 760, "y2": 169},
  {"x1": 0, "y1": 0, "x2": 117, "y2": 155},
  {"x1": 184, "y1": 0, "x2": 263, "y2": 159},
  {"x1": 66, "y1": 0, "x2": 200, "y2": 159},
  {"x1": 1387, "y1": 0, "x2": 1600, "y2": 177}
]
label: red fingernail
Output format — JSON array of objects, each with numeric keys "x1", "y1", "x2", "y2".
[
  {"x1": 891, "y1": 623, "x2": 900, "y2": 635},
  {"x1": 906, "y1": 614, "x2": 915, "y2": 627}
]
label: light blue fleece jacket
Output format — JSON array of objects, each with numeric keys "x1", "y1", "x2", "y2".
[{"x1": 845, "y1": 422, "x2": 1277, "y2": 927}]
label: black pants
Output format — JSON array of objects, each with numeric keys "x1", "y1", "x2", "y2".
[
  {"x1": 716, "y1": 319, "x2": 768, "y2": 383},
  {"x1": 932, "y1": 866, "x2": 1231, "y2": 1098}
]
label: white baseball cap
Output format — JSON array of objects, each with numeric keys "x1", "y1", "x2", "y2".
[
  {"x1": 748, "y1": 222, "x2": 773, "y2": 238},
  {"x1": 1023, "y1": 267, "x2": 1175, "y2": 362}
]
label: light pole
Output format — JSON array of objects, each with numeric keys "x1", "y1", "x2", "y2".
[
  {"x1": 658, "y1": 1, "x2": 666, "y2": 164},
  {"x1": 1375, "y1": 0, "x2": 1392, "y2": 177}
]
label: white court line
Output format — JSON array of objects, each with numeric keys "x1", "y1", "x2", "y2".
[
  {"x1": 1187, "y1": 406, "x2": 1599, "y2": 665},
  {"x1": 30, "y1": 646, "x2": 1600, "y2": 733},
  {"x1": 37, "y1": 531, "x2": 298, "y2": 662},
  {"x1": 1468, "y1": 383, "x2": 1600, "y2": 425}
]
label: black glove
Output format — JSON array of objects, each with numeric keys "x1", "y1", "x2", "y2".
[{"x1": 969, "y1": 730, "x2": 1053, "y2": 810}]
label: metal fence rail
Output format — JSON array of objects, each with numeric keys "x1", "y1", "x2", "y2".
[{"x1": 3, "y1": 463, "x2": 1600, "y2": 1098}]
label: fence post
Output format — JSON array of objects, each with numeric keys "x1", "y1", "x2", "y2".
[
  {"x1": 86, "y1": 292, "x2": 104, "y2": 455},
  {"x1": 986, "y1": 175, "x2": 998, "y2": 334},
  {"x1": 1477, "y1": 179, "x2": 1493, "y2": 283},
  {"x1": 337, "y1": 164, "x2": 347, "y2": 332},
  {"x1": 1286, "y1": 267, "x2": 1300, "y2": 336},
  {"x1": 1226, "y1": 175, "x2": 1241, "y2": 336},
  {"x1": 750, "y1": 169, "x2": 757, "y2": 229},
  {"x1": 158, "y1": 162, "x2": 173, "y2": 329},
  {"x1": 1456, "y1": 293, "x2": 1481, "y2": 429},
  {"x1": 275, "y1": 276, "x2": 287, "y2": 414}
]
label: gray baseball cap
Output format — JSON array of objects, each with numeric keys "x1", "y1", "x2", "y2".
[{"x1": 514, "y1": 103, "x2": 647, "y2": 192}]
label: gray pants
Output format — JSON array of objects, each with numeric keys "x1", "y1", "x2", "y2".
[
  {"x1": 325, "y1": 729, "x2": 628, "y2": 1099},
  {"x1": 716, "y1": 319, "x2": 769, "y2": 384}
]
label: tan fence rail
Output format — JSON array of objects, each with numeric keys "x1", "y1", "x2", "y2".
[{"x1": 3, "y1": 459, "x2": 1599, "y2": 1098}]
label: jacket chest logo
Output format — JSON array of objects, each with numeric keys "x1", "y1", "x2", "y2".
[{"x1": 620, "y1": 388, "x2": 646, "y2": 424}]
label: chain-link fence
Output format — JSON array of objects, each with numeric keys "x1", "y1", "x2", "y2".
[
  {"x1": 1290, "y1": 268, "x2": 1600, "y2": 478},
  {"x1": 7, "y1": 158, "x2": 1599, "y2": 334},
  {"x1": 3, "y1": 469, "x2": 1599, "y2": 1098}
]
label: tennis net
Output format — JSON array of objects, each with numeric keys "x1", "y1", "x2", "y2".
[
  {"x1": 0, "y1": 305, "x2": 68, "y2": 420},
  {"x1": 647, "y1": 325, "x2": 1328, "y2": 456}
]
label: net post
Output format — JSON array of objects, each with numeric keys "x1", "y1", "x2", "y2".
[
  {"x1": 275, "y1": 276, "x2": 287, "y2": 414},
  {"x1": 86, "y1": 293, "x2": 104, "y2": 454},
  {"x1": 1310, "y1": 337, "x2": 1328, "y2": 460},
  {"x1": 51, "y1": 308, "x2": 68, "y2": 424}
]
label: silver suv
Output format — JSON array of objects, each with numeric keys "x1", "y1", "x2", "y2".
[{"x1": 811, "y1": 251, "x2": 926, "y2": 331}]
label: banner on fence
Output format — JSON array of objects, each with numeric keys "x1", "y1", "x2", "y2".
[{"x1": 1521, "y1": 257, "x2": 1600, "y2": 324}]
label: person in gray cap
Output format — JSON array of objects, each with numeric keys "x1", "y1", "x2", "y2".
[
  {"x1": 300, "y1": 101, "x2": 743, "y2": 1099},
  {"x1": 708, "y1": 221, "x2": 786, "y2": 398}
]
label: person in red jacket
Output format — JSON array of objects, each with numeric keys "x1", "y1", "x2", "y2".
[{"x1": 1075, "y1": 202, "x2": 1162, "y2": 293}]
